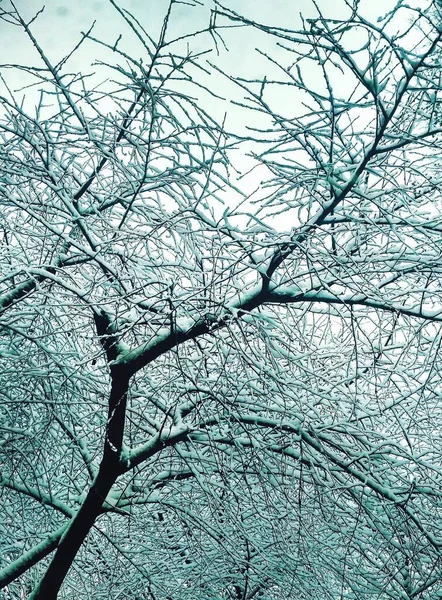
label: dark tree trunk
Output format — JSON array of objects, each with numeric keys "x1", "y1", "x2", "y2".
[
  {"x1": 29, "y1": 373, "x2": 130, "y2": 599},
  {"x1": 28, "y1": 462, "x2": 118, "y2": 600}
]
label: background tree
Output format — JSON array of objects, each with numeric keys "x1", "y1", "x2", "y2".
[{"x1": 2, "y1": 0, "x2": 442, "y2": 598}]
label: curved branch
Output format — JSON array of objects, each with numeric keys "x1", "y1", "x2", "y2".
[
  {"x1": 0, "y1": 525, "x2": 67, "y2": 589},
  {"x1": 0, "y1": 475, "x2": 74, "y2": 518}
]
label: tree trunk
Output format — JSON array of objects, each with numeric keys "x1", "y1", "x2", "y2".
[
  {"x1": 28, "y1": 374, "x2": 129, "y2": 599},
  {"x1": 28, "y1": 462, "x2": 118, "y2": 600}
]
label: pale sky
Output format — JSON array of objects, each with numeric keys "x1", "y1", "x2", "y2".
[
  {"x1": 2, "y1": 0, "x2": 398, "y2": 83},
  {"x1": 0, "y1": 0, "x2": 408, "y2": 211}
]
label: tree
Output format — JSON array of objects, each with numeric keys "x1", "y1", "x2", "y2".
[{"x1": 2, "y1": 0, "x2": 442, "y2": 598}]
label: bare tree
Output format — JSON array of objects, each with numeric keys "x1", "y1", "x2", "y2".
[{"x1": 2, "y1": 0, "x2": 442, "y2": 598}]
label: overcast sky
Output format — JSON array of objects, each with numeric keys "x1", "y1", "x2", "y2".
[
  {"x1": 1, "y1": 0, "x2": 404, "y2": 204},
  {"x1": 3, "y1": 0, "x2": 398, "y2": 80},
  {"x1": 3, "y1": 0, "x2": 403, "y2": 128}
]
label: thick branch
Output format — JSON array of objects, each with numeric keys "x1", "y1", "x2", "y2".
[
  {"x1": 268, "y1": 287, "x2": 442, "y2": 322},
  {"x1": 0, "y1": 475, "x2": 74, "y2": 518},
  {"x1": 0, "y1": 525, "x2": 66, "y2": 589},
  {"x1": 112, "y1": 276, "x2": 442, "y2": 382}
]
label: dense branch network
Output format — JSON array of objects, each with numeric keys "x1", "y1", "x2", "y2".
[{"x1": 2, "y1": 0, "x2": 442, "y2": 599}]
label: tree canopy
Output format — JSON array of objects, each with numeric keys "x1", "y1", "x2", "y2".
[{"x1": 2, "y1": 0, "x2": 442, "y2": 598}]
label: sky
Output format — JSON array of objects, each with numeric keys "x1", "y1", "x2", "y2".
[
  {"x1": 0, "y1": 0, "x2": 404, "y2": 126},
  {"x1": 0, "y1": 0, "x2": 406, "y2": 213},
  {"x1": 2, "y1": 0, "x2": 399, "y2": 86}
]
